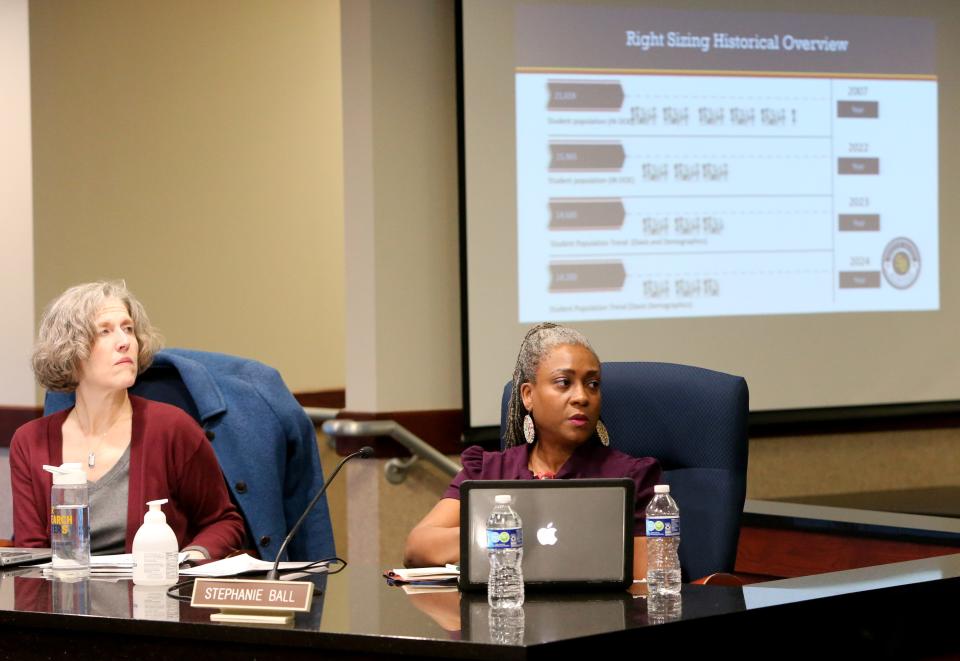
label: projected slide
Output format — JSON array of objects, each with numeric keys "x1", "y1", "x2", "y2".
[{"x1": 515, "y1": 6, "x2": 938, "y2": 322}]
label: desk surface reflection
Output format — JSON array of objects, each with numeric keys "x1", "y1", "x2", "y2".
[{"x1": 3, "y1": 555, "x2": 960, "y2": 658}]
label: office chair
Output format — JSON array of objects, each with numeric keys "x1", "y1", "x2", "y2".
[
  {"x1": 45, "y1": 348, "x2": 335, "y2": 562},
  {"x1": 501, "y1": 361, "x2": 749, "y2": 581}
]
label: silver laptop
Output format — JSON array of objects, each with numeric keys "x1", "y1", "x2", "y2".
[
  {"x1": 0, "y1": 547, "x2": 52, "y2": 568},
  {"x1": 459, "y1": 479, "x2": 634, "y2": 591}
]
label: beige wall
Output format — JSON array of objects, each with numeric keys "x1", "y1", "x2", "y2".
[
  {"x1": 748, "y1": 427, "x2": 960, "y2": 499},
  {"x1": 342, "y1": 0, "x2": 460, "y2": 412},
  {"x1": 29, "y1": 0, "x2": 345, "y2": 394},
  {"x1": 0, "y1": 0, "x2": 35, "y2": 408}
]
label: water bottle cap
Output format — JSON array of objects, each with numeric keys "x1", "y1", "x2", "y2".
[
  {"x1": 495, "y1": 494, "x2": 513, "y2": 504},
  {"x1": 42, "y1": 463, "x2": 87, "y2": 485},
  {"x1": 654, "y1": 484, "x2": 670, "y2": 494}
]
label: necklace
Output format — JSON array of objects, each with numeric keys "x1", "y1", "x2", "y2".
[
  {"x1": 72, "y1": 409, "x2": 124, "y2": 468},
  {"x1": 86, "y1": 434, "x2": 109, "y2": 468}
]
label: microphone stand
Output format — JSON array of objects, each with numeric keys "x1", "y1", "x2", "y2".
[{"x1": 266, "y1": 446, "x2": 374, "y2": 581}]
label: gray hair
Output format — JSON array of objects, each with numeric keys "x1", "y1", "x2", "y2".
[
  {"x1": 503, "y1": 323, "x2": 598, "y2": 447},
  {"x1": 32, "y1": 280, "x2": 163, "y2": 392}
]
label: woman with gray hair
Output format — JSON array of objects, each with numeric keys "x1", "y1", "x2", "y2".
[
  {"x1": 404, "y1": 323, "x2": 660, "y2": 577},
  {"x1": 10, "y1": 281, "x2": 245, "y2": 559}
]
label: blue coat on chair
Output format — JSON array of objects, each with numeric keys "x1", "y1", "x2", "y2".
[{"x1": 45, "y1": 348, "x2": 335, "y2": 562}]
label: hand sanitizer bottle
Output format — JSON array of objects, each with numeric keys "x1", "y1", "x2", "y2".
[{"x1": 132, "y1": 499, "x2": 179, "y2": 586}]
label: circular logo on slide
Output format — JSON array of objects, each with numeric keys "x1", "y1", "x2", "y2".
[{"x1": 881, "y1": 237, "x2": 921, "y2": 289}]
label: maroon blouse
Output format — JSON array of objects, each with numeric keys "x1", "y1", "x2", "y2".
[{"x1": 443, "y1": 440, "x2": 661, "y2": 535}]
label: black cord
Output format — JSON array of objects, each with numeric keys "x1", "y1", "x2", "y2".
[
  {"x1": 167, "y1": 577, "x2": 198, "y2": 601},
  {"x1": 268, "y1": 447, "x2": 371, "y2": 580},
  {"x1": 163, "y1": 556, "x2": 348, "y2": 601},
  {"x1": 275, "y1": 556, "x2": 347, "y2": 577}
]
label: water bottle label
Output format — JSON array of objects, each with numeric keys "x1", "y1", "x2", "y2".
[
  {"x1": 50, "y1": 507, "x2": 87, "y2": 539},
  {"x1": 486, "y1": 527, "x2": 523, "y2": 549},
  {"x1": 646, "y1": 516, "x2": 680, "y2": 537}
]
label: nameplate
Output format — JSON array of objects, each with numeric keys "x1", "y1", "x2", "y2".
[{"x1": 191, "y1": 578, "x2": 313, "y2": 614}]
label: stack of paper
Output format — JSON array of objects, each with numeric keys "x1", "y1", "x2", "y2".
[
  {"x1": 179, "y1": 553, "x2": 326, "y2": 578},
  {"x1": 40, "y1": 553, "x2": 189, "y2": 577},
  {"x1": 384, "y1": 565, "x2": 459, "y2": 592}
]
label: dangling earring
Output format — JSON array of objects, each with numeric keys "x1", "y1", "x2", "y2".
[
  {"x1": 523, "y1": 413, "x2": 536, "y2": 444},
  {"x1": 597, "y1": 420, "x2": 610, "y2": 446}
]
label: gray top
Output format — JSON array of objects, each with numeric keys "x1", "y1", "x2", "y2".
[{"x1": 89, "y1": 445, "x2": 131, "y2": 555}]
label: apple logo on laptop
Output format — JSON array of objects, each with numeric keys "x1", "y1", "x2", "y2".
[{"x1": 537, "y1": 522, "x2": 558, "y2": 546}]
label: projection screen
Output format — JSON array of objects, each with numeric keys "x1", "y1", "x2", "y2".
[{"x1": 461, "y1": 0, "x2": 957, "y2": 430}]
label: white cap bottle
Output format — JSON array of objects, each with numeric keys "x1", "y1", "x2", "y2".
[
  {"x1": 132, "y1": 499, "x2": 179, "y2": 586},
  {"x1": 43, "y1": 463, "x2": 90, "y2": 573}
]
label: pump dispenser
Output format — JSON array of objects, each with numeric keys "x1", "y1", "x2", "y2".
[{"x1": 132, "y1": 499, "x2": 179, "y2": 586}]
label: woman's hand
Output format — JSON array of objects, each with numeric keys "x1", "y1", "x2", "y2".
[{"x1": 403, "y1": 498, "x2": 461, "y2": 568}]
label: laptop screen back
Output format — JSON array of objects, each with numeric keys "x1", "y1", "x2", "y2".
[{"x1": 459, "y1": 479, "x2": 634, "y2": 590}]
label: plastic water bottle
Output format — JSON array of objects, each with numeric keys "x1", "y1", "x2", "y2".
[
  {"x1": 487, "y1": 494, "x2": 524, "y2": 609},
  {"x1": 43, "y1": 463, "x2": 90, "y2": 575},
  {"x1": 645, "y1": 484, "x2": 681, "y2": 595}
]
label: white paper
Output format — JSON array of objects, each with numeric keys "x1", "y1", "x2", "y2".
[
  {"x1": 39, "y1": 552, "x2": 189, "y2": 576},
  {"x1": 178, "y1": 553, "x2": 326, "y2": 578},
  {"x1": 388, "y1": 566, "x2": 459, "y2": 580}
]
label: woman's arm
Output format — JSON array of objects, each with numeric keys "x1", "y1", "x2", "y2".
[
  {"x1": 403, "y1": 498, "x2": 461, "y2": 568},
  {"x1": 9, "y1": 432, "x2": 50, "y2": 548},
  {"x1": 176, "y1": 439, "x2": 247, "y2": 559}
]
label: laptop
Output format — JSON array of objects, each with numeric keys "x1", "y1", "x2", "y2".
[
  {"x1": 0, "y1": 547, "x2": 52, "y2": 568},
  {"x1": 459, "y1": 479, "x2": 634, "y2": 591}
]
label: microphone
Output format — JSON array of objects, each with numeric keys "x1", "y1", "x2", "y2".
[{"x1": 266, "y1": 445, "x2": 374, "y2": 581}]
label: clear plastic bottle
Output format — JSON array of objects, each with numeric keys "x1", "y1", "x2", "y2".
[
  {"x1": 645, "y1": 484, "x2": 681, "y2": 596},
  {"x1": 43, "y1": 463, "x2": 90, "y2": 575},
  {"x1": 486, "y1": 494, "x2": 524, "y2": 609}
]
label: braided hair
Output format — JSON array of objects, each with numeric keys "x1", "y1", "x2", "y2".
[{"x1": 504, "y1": 323, "x2": 598, "y2": 447}]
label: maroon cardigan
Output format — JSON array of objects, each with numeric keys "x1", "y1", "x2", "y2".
[{"x1": 9, "y1": 395, "x2": 245, "y2": 559}]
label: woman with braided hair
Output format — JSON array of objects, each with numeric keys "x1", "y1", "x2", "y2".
[{"x1": 404, "y1": 323, "x2": 660, "y2": 577}]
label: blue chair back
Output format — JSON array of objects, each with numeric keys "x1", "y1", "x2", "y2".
[{"x1": 501, "y1": 361, "x2": 749, "y2": 581}]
